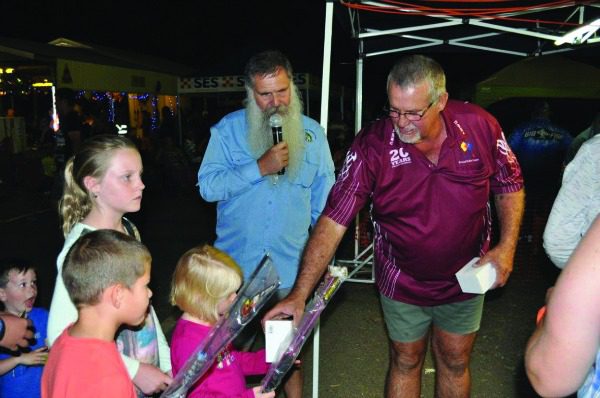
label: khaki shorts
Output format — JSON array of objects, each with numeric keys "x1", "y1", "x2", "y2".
[{"x1": 380, "y1": 294, "x2": 485, "y2": 343}]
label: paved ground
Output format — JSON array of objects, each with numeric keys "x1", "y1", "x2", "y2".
[{"x1": 0, "y1": 180, "x2": 565, "y2": 397}]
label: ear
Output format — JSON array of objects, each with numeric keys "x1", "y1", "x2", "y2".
[
  {"x1": 83, "y1": 175, "x2": 100, "y2": 197},
  {"x1": 0, "y1": 288, "x2": 7, "y2": 303},
  {"x1": 107, "y1": 284, "x2": 125, "y2": 309},
  {"x1": 228, "y1": 292, "x2": 237, "y2": 304},
  {"x1": 436, "y1": 92, "x2": 449, "y2": 111}
]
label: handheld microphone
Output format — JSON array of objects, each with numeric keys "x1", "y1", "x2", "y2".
[{"x1": 269, "y1": 114, "x2": 285, "y2": 175}]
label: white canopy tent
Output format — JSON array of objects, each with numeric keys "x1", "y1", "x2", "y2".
[
  {"x1": 318, "y1": 0, "x2": 600, "y2": 278},
  {"x1": 321, "y1": 1, "x2": 600, "y2": 134},
  {"x1": 310, "y1": 1, "x2": 600, "y2": 396}
]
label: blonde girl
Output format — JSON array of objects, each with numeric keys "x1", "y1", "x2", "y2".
[
  {"x1": 170, "y1": 245, "x2": 274, "y2": 398},
  {"x1": 47, "y1": 134, "x2": 172, "y2": 396}
]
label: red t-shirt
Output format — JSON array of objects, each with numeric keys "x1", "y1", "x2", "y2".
[
  {"x1": 42, "y1": 327, "x2": 135, "y2": 398},
  {"x1": 324, "y1": 100, "x2": 523, "y2": 305}
]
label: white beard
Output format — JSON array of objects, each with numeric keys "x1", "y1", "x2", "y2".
[
  {"x1": 246, "y1": 84, "x2": 305, "y2": 182},
  {"x1": 394, "y1": 126, "x2": 422, "y2": 144}
]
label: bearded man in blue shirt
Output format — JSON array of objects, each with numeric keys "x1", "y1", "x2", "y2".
[{"x1": 198, "y1": 50, "x2": 335, "y2": 398}]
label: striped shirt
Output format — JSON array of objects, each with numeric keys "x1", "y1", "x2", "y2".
[{"x1": 323, "y1": 100, "x2": 523, "y2": 305}]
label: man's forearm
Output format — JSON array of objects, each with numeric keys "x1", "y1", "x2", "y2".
[
  {"x1": 494, "y1": 189, "x2": 525, "y2": 253},
  {"x1": 292, "y1": 216, "x2": 347, "y2": 301}
]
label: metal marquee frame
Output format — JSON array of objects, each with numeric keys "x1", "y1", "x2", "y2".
[{"x1": 320, "y1": 1, "x2": 600, "y2": 286}]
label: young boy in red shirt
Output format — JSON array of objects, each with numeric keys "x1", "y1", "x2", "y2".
[{"x1": 42, "y1": 229, "x2": 157, "y2": 397}]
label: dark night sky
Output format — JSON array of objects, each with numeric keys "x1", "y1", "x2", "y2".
[
  {"x1": 1, "y1": 1, "x2": 365, "y2": 112},
  {"x1": 2, "y1": 1, "x2": 598, "y2": 131},
  {"x1": 0, "y1": 2, "x2": 519, "y2": 87},
  {"x1": 3, "y1": 2, "x2": 598, "y2": 77},
  {"x1": 2, "y1": 1, "x2": 338, "y2": 74},
  {"x1": 3, "y1": 2, "x2": 596, "y2": 84}
]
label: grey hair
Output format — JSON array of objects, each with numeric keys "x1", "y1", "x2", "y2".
[{"x1": 386, "y1": 55, "x2": 446, "y2": 103}]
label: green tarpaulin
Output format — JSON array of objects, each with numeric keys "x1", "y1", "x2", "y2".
[{"x1": 474, "y1": 55, "x2": 600, "y2": 108}]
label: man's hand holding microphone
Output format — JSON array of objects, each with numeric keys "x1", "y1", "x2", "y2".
[{"x1": 258, "y1": 114, "x2": 288, "y2": 176}]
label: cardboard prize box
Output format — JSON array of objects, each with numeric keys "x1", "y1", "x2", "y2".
[
  {"x1": 265, "y1": 320, "x2": 294, "y2": 363},
  {"x1": 455, "y1": 257, "x2": 497, "y2": 294}
]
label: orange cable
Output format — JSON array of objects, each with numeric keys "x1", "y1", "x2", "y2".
[{"x1": 341, "y1": 0, "x2": 587, "y2": 27}]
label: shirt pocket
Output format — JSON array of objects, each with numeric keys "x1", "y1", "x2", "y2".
[{"x1": 292, "y1": 161, "x2": 318, "y2": 188}]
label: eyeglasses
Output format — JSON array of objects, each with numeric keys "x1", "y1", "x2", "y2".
[{"x1": 383, "y1": 101, "x2": 434, "y2": 121}]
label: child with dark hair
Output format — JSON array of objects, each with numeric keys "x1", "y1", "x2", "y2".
[{"x1": 0, "y1": 258, "x2": 48, "y2": 398}]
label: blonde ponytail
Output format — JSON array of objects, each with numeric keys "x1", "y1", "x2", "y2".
[{"x1": 58, "y1": 158, "x2": 92, "y2": 236}]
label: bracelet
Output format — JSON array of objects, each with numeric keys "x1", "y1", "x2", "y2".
[{"x1": 536, "y1": 306, "x2": 547, "y2": 326}]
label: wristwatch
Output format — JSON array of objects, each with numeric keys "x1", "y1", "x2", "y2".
[{"x1": 0, "y1": 317, "x2": 5, "y2": 341}]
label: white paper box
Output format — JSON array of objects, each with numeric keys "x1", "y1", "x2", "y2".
[
  {"x1": 265, "y1": 320, "x2": 294, "y2": 363},
  {"x1": 455, "y1": 257, "x2": 497, "y2": 294}
]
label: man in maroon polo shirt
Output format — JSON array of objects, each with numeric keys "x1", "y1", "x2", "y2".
[{"x1": 266, "y1": 55, "x2": 524, "y2": 397}]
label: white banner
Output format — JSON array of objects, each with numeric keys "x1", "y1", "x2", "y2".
[{"x1": 178, "y1": 73, "x2": 313, "y2": 94}]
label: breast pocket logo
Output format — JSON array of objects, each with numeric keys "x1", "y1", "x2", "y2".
[{"x1": 390, "y1": 148, "x2": 411, "y2": 167}]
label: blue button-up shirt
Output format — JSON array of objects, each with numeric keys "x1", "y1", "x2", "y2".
[{"x1": 198, "y1": 109, "x2": 335, "y2": 288}]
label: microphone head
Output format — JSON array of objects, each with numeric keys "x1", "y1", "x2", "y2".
[{"x1": 269, "y1": 114, "x2": 283, "y2": 128}]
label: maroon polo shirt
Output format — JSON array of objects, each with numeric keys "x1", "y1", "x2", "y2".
[{"x1": 324, "y1": 100, "x2": 523, "y2": 305}]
